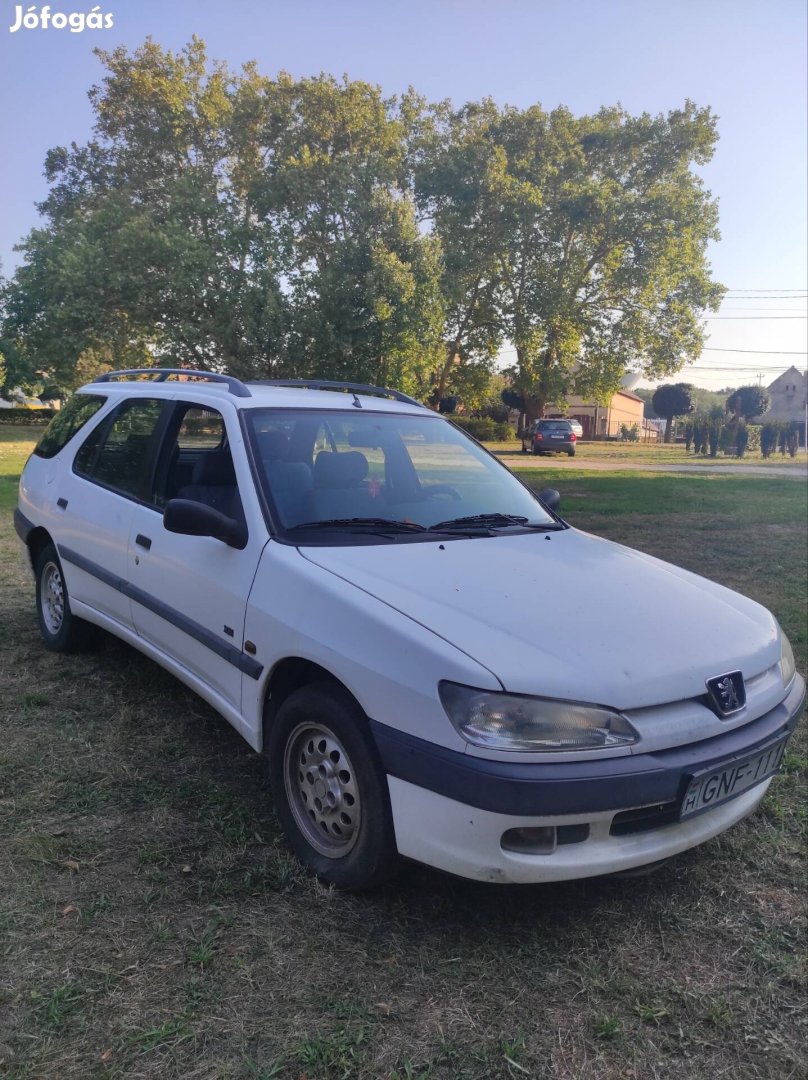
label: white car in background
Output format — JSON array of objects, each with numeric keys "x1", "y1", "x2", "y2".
[{"x1": 15, "y1": 369, "x2": 805, "y2": 889}]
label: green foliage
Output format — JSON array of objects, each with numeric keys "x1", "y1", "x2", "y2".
[
  {"x1": 735, "y1": 425, "x2": 749, "y2": 458},
  {"x1": 761, "y1": 422, "x2": 783, "y2": 458},
  {"x1": 1, "y1": 41, "x2": 441, "y2": 394},
  {"x1": 450, "y1": 416, "x2": 513, "y2": 441},
  {"x1": 0, "y1": 408, "x2": 55, "y2": 425},
  {"x1": 2, "y1": 39, "x2": 724, "y2": 407},
  {"x1": 652, "y1": 383, "x2": 695, "y2": 442},
  {"x1": 727, "y1": 385, "x2": 770, "y2": 422},
  {"x1": 418, "y1": 100, "x2": 724, "y2": 422}
]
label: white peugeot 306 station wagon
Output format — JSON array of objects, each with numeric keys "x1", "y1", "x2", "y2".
[{"x1": 16, "y1": 370, "x2": 805, "y2": 889}]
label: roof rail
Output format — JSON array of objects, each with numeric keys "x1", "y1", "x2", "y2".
[
  {"x1": 254, "y1": 379, "x2": 424, "y2": 408},
  {"x1": 91, "y1": 369, "x2": 252, "y2": 398}
]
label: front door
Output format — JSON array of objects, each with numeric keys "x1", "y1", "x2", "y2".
[{"x1": 126, "y1": 400, "x2": 268, "y2": 716}]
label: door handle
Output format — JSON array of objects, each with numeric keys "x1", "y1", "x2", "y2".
[{"x1": 135, "y1": 534, "x2": 152, "y2": 551}]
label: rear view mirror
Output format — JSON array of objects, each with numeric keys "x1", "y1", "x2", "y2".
[{"x1": 538, "y1": 488, "x2": 561, "y2": 512}]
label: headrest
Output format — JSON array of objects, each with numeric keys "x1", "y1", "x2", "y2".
[
  {"x1": 313, "y1": 451, "x2": 369, "y2": 488},
  {"x1": 266, "y1": 460, "x2": 313, "y2": 492},
  {"x1": 257, "y1": 429, "x2": 289, "y2": 461},
  {"x1": 191, "y1": 450, "x2": 236, "y2": 486}
]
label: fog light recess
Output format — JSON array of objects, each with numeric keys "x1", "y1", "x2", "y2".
[{"x1": 501, "y1": 826, "x2": 557, "y2": 855}]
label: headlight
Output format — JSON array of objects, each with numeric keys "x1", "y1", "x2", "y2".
[
  {"x1": 779, "y1": 627, "x2": 796, "y2": 689},
  {"x1": 439, "y1": 682, "x2": 639, "y2": 752}
]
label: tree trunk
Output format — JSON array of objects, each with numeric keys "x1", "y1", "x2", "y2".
[
  {"x1": 664, "y1": 416, "x2": 673, "y2": 443},
  {"x1": 429, "y1": 342, "x2": 461, "y2": 408}
]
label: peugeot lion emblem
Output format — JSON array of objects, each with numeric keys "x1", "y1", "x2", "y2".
[{"x1": 706, "y1": 671, "x2": 746, "y2": 717}]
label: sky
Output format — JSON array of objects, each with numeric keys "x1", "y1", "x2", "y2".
[{"x1": 1, "y1": 0, "x2": 806, "y2": 390}]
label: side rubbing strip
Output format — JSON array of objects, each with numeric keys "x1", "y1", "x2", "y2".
[
  {"x1": 59, "y1": 545, "x2": 263, "y2": 679},
  {"x1": 60, "y1": 545, "x2": 126, "y2": 593},
  {"x1": 14, "y1": 508, "x2": 35, "y2": 544}
]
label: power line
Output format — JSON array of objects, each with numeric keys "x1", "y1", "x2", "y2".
[
  {"x1": 702, "y1": 347, "x2": 807, "y2": 355},
  {"x1": 704, "y1": 315, "x2": 807, "y2": 320},
  {"x1": 725, "y1": 288, "x2": 807, "y2": 292}
]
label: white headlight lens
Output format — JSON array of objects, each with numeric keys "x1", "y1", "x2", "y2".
[
  {"x1": 780, "y1": 629, "x2": 796, "y2": 689},
  {"x1": 439, "y1": 682, "x2": 639, "y2": 752}
]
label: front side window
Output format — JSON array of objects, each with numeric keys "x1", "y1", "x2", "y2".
[
  {"x1": 245, "y1": 408, "x2": 558, "y2": 540},
  {"x1": 32, "y1": 393, "x2": 107, "y2": 459},
  {"x1": 74, "y1": 398, "x2": 167, "y2": 500}
]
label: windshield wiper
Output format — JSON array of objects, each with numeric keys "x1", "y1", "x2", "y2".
[
  {"x1": 288, "y1": 517, "x2": 428, "y2": 534},
  {"x1": 430, "y1": 513, "x2": 561, "y2": 532}
]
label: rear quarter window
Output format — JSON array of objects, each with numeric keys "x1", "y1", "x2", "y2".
[{"x1": 32, "y1": 394, "x2": 108, "y2": 459}]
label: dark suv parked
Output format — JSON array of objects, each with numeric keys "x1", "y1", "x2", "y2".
[{"x1": 529, "y1": 419, "x2": 577, "y2": 456}]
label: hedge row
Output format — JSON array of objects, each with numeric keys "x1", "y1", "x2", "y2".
[
  {"x1": 0, "y1": 409, "x2": 55, "y2": 425},
  {"x1": 451, "y1": 417, "x2": 514, "y2": 441}
]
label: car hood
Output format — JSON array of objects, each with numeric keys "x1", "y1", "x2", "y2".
[{"x1": 299, "y1": 529, "x2": 779, "y2": 710}]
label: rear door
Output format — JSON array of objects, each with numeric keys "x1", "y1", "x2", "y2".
[
  {"x1": 126, "y1": 399, "x2": 269, "y2": 715},
  {"x1": 56, "y1": 396, "x2": 170, "y2": 631}
]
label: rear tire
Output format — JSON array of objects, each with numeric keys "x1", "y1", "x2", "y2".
[
  {"x1": 267, "y1": 683, "x2": 399, "y2": 890},
  {"x1": 568, "y1": 449, "x2": 575, "y2": 457},
  {"x1": 34, "y1": 543, "x2": 98, "y2": 652}
]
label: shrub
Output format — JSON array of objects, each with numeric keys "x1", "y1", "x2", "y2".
[
  {"x1": 760, "y1": 422, "x2": 780, "y2": 458},
  {"x1": 452, "y1": 417, "x2": 513, "y2": 441},
  {"x1": 735, "y1": 425, "x2": 749, "y2": 458},
  {"x1": 0, "y1": 408, "x2": 55, "y2": 426}
]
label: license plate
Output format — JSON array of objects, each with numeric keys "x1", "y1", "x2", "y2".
[
  {"x1": 679, "y1": 735, "x2": 789, "y2": 820},
  {"x1": 550, "y1": 434, "x2": 564, "y2": 439}
]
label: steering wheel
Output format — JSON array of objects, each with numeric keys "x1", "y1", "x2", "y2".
[{"x1": 423, "y1": 484, "x2": 462, "y2": 501}]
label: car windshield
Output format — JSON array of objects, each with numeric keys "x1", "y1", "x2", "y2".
[
  {"x1": 539, "y1": 421, "x2": 570, "y2": 432},
  {"x1": 245, "y1": 408, "x2": 557, "y2": 536}
]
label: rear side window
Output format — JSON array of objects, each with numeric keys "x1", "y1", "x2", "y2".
[
  {"x1": 74, "y1": 398, "x2": 167, "y2": 500},
  {"x1": 32, "y1": 394, "x2": 107, "y2": 459}
]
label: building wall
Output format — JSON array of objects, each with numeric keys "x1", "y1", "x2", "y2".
[
  {"x1": 556, "y1": 391, "x2": 645, "y2": 438},
  {"x1": 757, "y1": 366, "x2": 807, "y2": 424}
]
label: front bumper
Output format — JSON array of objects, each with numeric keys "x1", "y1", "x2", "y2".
[{"x1": 373, "y1": 675, "x2": 805, "y2": 883}]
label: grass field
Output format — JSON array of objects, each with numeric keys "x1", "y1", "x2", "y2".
[
  {"x1": 484, "y1": 437, "x2": 808, "y2": 468},
  {"x1": 1, "y1": 426, "x2": 806, "y2": 1080}
]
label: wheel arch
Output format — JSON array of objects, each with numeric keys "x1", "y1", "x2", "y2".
[
  {"x1": 27, "y1": 527, "x2": 55, "y2": 572},
  {"x1": 261, "y1": 657, "x2": 365, "y2": 751}
]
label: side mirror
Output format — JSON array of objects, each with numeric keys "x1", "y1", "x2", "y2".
[
  {"x1": 163, "y1": 499, "x2": 247, "y2": 549},
  {"x1": 537, "y1": 488, "x2": 561, "y2": 512}
]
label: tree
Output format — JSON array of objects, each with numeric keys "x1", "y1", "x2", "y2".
[
  {"x1": 2, "y1": 43, "x2": 725, "y2": 405},
  {"x1": 653, "y1": 383, "x2": 694, "y2": 443},
  {"x1": 2, "y1": 42, "x2": 442, "y2": 394},
  {"x1": 414, "y1": 101, "x2": 505, "y2": 405},
  {"x1": 256, "y1": 75, "x2": 445, "y2": 397},
  {"x1": 726, "y1": 385, "x2": 770, "y2": 422},
  {"x1": 2, "y1": 39, "x2": 294, "y2": 389},
  {"x1": 416, "y1": 100, "x2": 725, "y2": 424}
]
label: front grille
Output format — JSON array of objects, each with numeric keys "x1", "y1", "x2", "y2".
[{"x1": 610, "y1": 802, "x2": 679, "y2": 836}]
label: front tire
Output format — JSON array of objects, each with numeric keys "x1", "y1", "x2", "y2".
[
  {"x1": 267, "y1": 683, "x2": 398, "y2": 890},
  {"x1": 35, "y1": 543, "x2": 97, "y2": 652}
]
